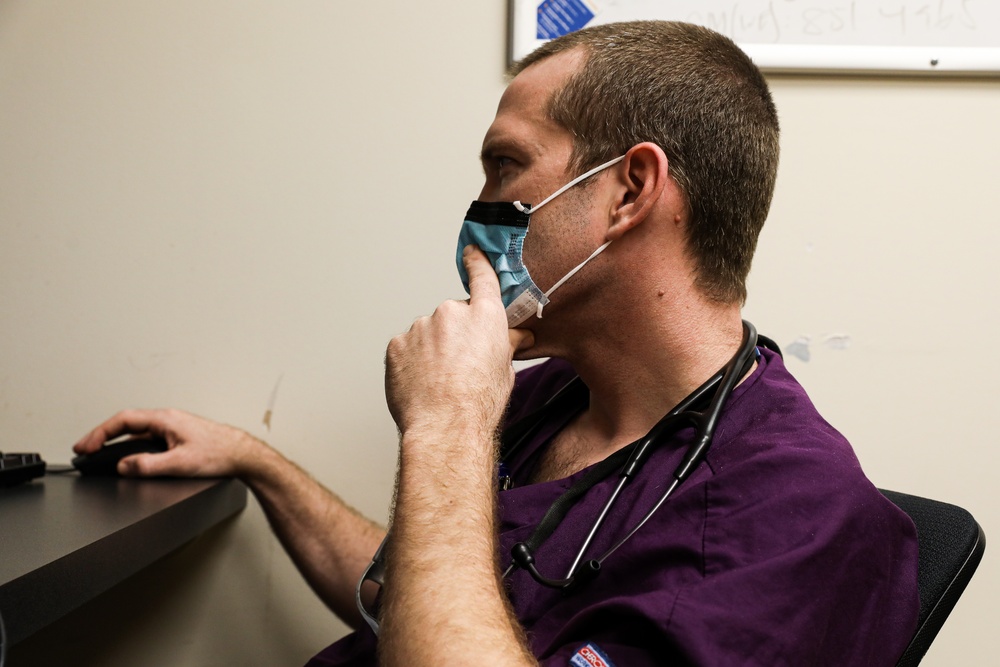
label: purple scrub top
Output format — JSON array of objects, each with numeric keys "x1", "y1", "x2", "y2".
[{"x1": 307, "y1": 349, "x2": 918, "y2": 666}]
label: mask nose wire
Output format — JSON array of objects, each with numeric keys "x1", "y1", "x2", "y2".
[{"x1": 513, "y1": 155, "x2": 625, "y2": 214}]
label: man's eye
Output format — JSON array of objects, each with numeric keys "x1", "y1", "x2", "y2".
[{"x1": 497, "y1": 156, "x2": 514, "y2": 170}]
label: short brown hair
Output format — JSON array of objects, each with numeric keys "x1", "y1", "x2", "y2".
[{"x1": 512, "y1": 21, "x2": 779, "y2": 304}]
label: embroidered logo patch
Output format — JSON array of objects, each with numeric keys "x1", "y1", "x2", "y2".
[{"x1": 570, "y1": 642, "x2": 615, "y2": 667}]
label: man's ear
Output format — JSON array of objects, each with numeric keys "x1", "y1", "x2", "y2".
[{"x1": 605, "y1": 142, "x2": 670, "y2": 242}]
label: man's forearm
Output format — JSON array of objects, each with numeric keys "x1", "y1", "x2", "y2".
[
  {"x1": 241, "y1": 444, "x2": 386, "y2": 628},
  {"x1": 377, "y1": 246, "x2": 536, "y2": 664},
  {"x1": 73, "y1": 409, "x2": 384, "y2": 628},
  {"x1": 376, "y1": 428, "x2": 537, "y2": 667}
]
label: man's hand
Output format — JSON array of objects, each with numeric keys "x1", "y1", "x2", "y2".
[
  {"x1": 74, "y1": 407, "x2": 386, "y2": 627},
  {"x1": 384, "y1": 245, "x2": 533, "y2": 443},
  {"x1": 73, "y1": 408, "x2": 266, "y2": 479},
  {"x1": 378, "y1": 245, "x2": 539, "y2": 666}
]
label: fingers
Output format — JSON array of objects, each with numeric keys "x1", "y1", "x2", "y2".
[
  {"x1": 118, "y1": 450, "x2": 177, "y2": 478},
  {"x1": 509, "y1": 328, "x2": 534, "y2": 353},
  {"x1": 462, "y1": 245, "x2": 502, "y2": 303},
  {"x1": 74, "y1": 408, "x2": 262, "y2": 480},
  {"x1": 73, "y1": 409, "x2": 163, "y2": 454},
  {"x1": 118, "y1": 452, "x2": 160, "y2": 477}
]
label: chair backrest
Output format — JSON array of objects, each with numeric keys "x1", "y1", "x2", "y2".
[{"x1": 880, "y1": 489, "x2": 986, "y2": 667}]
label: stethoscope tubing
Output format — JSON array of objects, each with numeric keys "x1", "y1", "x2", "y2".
[
  {"x1": 566, "y1": 473, "x2": 630, "y2": 577},
  {"x1": 506, "y1": 321, "x2": 759, "y2": 591}
]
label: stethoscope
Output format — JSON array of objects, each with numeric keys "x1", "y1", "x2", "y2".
[{"x1": 357, "y1": 320, "x2": 774, "y2": 635}]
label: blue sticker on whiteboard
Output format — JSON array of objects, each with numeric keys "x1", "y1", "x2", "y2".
[{"x1": 537, "y1": 0, "x2": 595, "y2": 40}]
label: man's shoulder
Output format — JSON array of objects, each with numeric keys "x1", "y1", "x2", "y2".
[
  {"x1": 703, "y1": 347, "x2": 898, "y2": 524},
  {"x1": 704, "y1": 347, "x2": 910, "y2": 542},
  {"x1": 716, "y1": 347, "x2": 852, "y2": 459}
]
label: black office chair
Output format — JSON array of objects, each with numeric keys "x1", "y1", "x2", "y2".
[{"x1": 880, "y1": 489, "x2": 986, "y2": 667}]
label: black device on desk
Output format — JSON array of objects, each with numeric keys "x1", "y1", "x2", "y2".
[
  {"x1": 70, "y1": 436, "x2": 168, "y2": 476},
  {"x1": 0, "y1": 436, "x2": 169, "y2": 486},
  {"x1": 0, "y1": 454, "x2": 45, "y2": 487}
]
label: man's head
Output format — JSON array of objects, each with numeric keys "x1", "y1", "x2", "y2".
[{"x1": 511, "y1": 21, "x2": 780, "y2": 305}]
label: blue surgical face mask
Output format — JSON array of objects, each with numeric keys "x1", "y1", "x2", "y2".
[{"x1": 456, "y1": 155, "x2": 624, "y2": 328}]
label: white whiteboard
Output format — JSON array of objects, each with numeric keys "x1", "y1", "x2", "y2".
[{"x1": 511, "y1": 0, "x2": 1000, "y2": 74}]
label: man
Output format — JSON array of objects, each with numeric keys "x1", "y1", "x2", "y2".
[{"x1": 74, "y1": 21, "x2": 918, "y2": 666}]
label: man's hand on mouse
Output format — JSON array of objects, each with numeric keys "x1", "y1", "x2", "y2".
[{"x1": 73, "y1": 409, "x2": 267, "y2": 479}]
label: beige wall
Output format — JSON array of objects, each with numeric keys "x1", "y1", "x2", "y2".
[{"x1": 0, "y1": 1, "x2": 996, "y2": 665}]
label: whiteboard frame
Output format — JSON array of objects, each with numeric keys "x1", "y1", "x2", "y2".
[
  {"x1": 730, "y1": 44, "x2": 999, "y2": 74},
  {"x1": 509, "y1": 1, "x2": 1000, "y2": 75}
]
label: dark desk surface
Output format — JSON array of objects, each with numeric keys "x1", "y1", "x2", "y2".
[{"x1": 0, "y1": 473, "x2": 247, "y2": 646}]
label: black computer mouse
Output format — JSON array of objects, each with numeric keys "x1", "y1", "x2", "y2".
[{"x1": 72, "y1": 436, "x2": 169, "y2": 476}]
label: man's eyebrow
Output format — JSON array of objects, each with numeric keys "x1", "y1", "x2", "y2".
[
  {"x1": 479, "y1": 139, "x2": 504, "y2": 163},
  {"x1": 480, "y1": 136, "x2": 526, "y2": 163}
]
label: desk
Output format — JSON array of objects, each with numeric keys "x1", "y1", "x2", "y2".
[{"x1": 0, "y1": 474, "x2": 247, "y2": 647}]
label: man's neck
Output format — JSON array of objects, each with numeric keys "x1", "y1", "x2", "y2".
[{"x1": 551, "y1": 304, "x2": 747, "y2": 463}]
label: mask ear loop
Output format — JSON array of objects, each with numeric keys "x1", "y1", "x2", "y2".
[
  {"x1": 510, "y1": 154, "x2": 625, "y2": 319},
  {"x1": 536, "y1": 241, "x2": 612, "y2": 319},
  {"x1": 513, "y1": 155, "x2": 625, "y2": 214}
]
